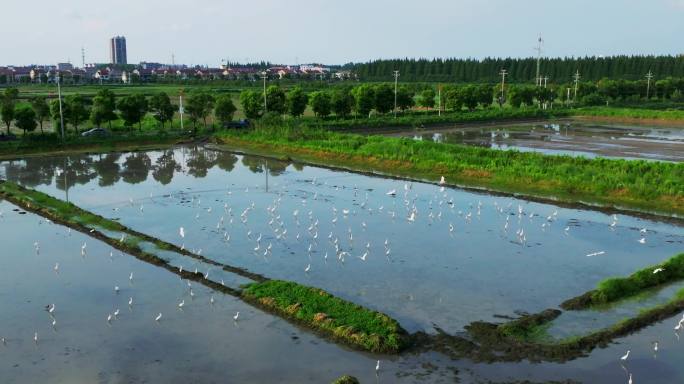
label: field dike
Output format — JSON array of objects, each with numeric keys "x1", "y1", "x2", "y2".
[
  {"x1": 0, "y1": 180, "x2": 407, "y2": 354},
  {"x1": 2, "y1": 179, "x2": 683, "y2": 361}
]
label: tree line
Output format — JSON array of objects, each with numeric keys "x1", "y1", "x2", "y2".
[
  {"x1": 2, "y1": 76, "x2": 684, "y2": 137},
  {"x1": 349, "y1": 55, "x2": 684, "y2": 82}
]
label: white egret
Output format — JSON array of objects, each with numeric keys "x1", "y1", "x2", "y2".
[
  {"x1": 114, "y1": 309, "x2": 120, "y2": 317},
  {"x1": 179, "y1": 227, "x2": 185, "y2": 238},
  {"x1": 114, "y1": 286, "x2": 120, "y2": 294},
  {"x1": 376, "y1": 360, "x2": 381, "y2": 372},
  {"x1": 386, "y1": 189, "x2": 397, "y2": 196},
  {"x1": 305, "y1": 264, "x2": 311, "y2": 273},
  {"x1": 439, "y1": 176, "x2": 446, "y2": 185},
  {"x1": 34, "y1": 332, "x2": 38, "y2": 344},
  {"x1": 107, "y1": 314, "x2": 112, "y2": 323},
  {"x1": 128, "y1": 297, "x2": 133, "y2": 306},
  {"x1": 233, "y1": 312, "x2": 240, "y2": 321},
  {"x1": 653, "y1": 268, "x2": 665, "y2": 274},
  {"x1": 620, "y1": 350, "x2": 630, "y2": 361},
  {"x1": 638, "y1": 238, "x2": 646, "y2": 244},
  {"x1": 155, "y1": 313, "x2": 163, "y2": 322},
  {"x1": 178, "y1": 300, "x2": 185, "y2": 308}
]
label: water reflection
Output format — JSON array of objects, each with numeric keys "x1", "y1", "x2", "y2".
[
  {"x1": 0, "y1": 147, "x2": 297, "y2": 191},
  {"x1": 393, "y1": 121, "x2": 684, "y2": 161}
]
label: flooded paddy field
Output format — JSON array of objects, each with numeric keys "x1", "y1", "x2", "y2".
[
  {"x1": 387, "y1": 120, "x2": 684, "y2": 162},
  {"x1": 1, "y1": 146, "x2": 683, "y2": 383}
]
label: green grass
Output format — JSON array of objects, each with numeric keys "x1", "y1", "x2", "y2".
[
  {"x1": 242, "y1": 280, "x2": 408, "y2": 353},
  {"x1": 574, "y1": 107, "x2": 684, "y2": 120},
  {"x1": 215, "y1": 123, "x2": 684, "y2": 217},
  {"x1": 562, "y1": 253, "x2": 684, "y2": 309}
]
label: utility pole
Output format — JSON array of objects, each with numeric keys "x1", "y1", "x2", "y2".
[
  {"x1": 261, "y1": 71, "x2": 268, "y2": 112},
  {"x1": 543, "y1": 76, "x2": 549, "y2": 88},
  {"x1": 393, "y1": 70, "x2": 400, "y2": 118},
  {"x1": 534, "y1": 34, "x2": 543, "y2": 87},
  {"x1": 573, "y1": 70, "x2": 581, "y2": 102},
  {"x1": 645, "y1": 70, "x2": 654, "y2": 99},
  {"x1": 437, "y1": 84, "x2": 442, "y2": 117},
  {"x1": 566, "y1": 87, "x2": 571, "y2": 107},
  {"x1": 81, "y1": 47, "x2": 85, "y2": 68},
  {"x1": 179, "y1": 91, "x2": 185, "y2": 131},
  {"x1": 56, "y1": 73, "x2": 65, "y2": 141},
  {"x1": 499, "y1": 69, "x2": 508, "y2": 106}
]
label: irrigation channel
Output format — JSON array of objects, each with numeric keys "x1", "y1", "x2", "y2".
[
  {"x1": 386, "y1": 119, "x2": 684, "y2": 162},
  {"x1": 0, "y1": 146, "x2": 683, "y2": 383}
]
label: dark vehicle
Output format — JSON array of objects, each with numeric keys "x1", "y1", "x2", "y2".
[
  {"x1": 0, "y1": 133, "x2": 17, "y2": 142},
  {"x1": 222, "y1": 119, "x2": 250, "y2": 129},
  {"x1": 81, "y1": 128, "x2": 110, "y2": 137}
]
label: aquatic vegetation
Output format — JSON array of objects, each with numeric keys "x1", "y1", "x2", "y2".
[
  {"x1": 215, "y1": 124, "x2": 684, "y2": 216},
  {"x1": 242, "y1": 280, "x2": 409, "y2": 353},
  {"x1": 561, "y1": 253, "x2": 684, "y2": 310},
  {"x1": 331, "y1": 375, "x2": 360, "y2": 384}
]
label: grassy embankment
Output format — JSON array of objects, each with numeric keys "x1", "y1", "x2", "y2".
[
  {"x1": 243, "y1": 280, "x2": 408, "y2": 353},
  {"x1": 214, "y1": 123, "x2": 684, "y2": 217},
  {"x1": 0, "y1": 180, "x2": 408, "y2": 353},
  {"x1": 574, "y1": 107, "x2": 684, "y2": 121},
  {"x1": 561, "y1": 253, "x2": 684, "y2": 310}
]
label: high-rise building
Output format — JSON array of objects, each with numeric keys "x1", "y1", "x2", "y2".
[{"x1": 110, "y1": 36, "x2": 127, "y2": 65}]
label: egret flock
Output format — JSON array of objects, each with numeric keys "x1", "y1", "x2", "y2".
[{"x1": 1, "y1": 149, "x2": 682, "y2": 383}]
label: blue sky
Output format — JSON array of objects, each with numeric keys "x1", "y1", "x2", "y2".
[{"x1": 2, "y1": 0, "x2": 683, "y2": 66}]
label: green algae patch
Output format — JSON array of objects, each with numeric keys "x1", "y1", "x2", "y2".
[
  {"x1": 562, "y1": 253, "x2": 684, "y2": 310},
  {"x1": 242, "y1": 280, "x2": 409, "y2": 353}
]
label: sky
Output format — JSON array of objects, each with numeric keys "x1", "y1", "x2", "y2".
[{"x1": 1, "y1": 0, "x2": 683, "y2": 66}]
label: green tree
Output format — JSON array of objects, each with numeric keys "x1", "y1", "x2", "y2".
[
  {"x1": 309, "y1": 91, "x2": 332, "y2": 118},
  {"x1": 239, "y1": 90, "x2": 264, "y2": 119},
  {"x1": 331, "y1": 88, "x2": 354, "y2": 118},
  {"x1": 286, "y1": 87, "x2": 308, "y2": 117},
  {"x1": 508, "y1": 85, "x2": 536, "y2": 108},
  {"x1": 265, "y1": 85, "x2": 287, "y2": 115},
  {"x1": 185, "y1": 91, "x2": 215, "y2": 131},
  {"x1": 443, "y1": 85, "x2": 462, "y2": 111},
  {"x1": 457, "y1": 85, "x2": 479, "y2": 111},
  {"x1": 90, "y1": 89, "x2": 117, "y2": 129},
  {"x1": 30, "y1": 96, "x2": 50, "y2": 134},
  {"x1": 64, "y1": 94, "x2": 90, "y2": 134},
  {"x1": 418, "y1": 88, "x2": 436, "y2": 109},
  {"x1": 1, "y1": 88, "x2": 19, "y2": 135},
  {"x1": 214, "y1": 94, "x2": 237, "y2": 126},
  {"x1": 396, "y1": 86, "x2": 415, "y2": 111},
  {"x1": 149, "y1": 92, "x2": 175, "y2": 129},
  {"x1": 475, "y1": 84, "x2": 493, "y2": 108},
  {"x1": 14, "y1": 105, "x2": 37, "y2": 136},
  {"x1": 352, "y1": 84, "x2": 375, "y2": 117},
  {"x1": 49, "y1": 99, "x2": 65, "y2": 134},
  {"x1": 117, "y1": 94, "x2": 149, "y2": 131},
  {"x1": 373, "y1": 84, "x2": 395, "y2": 114}
]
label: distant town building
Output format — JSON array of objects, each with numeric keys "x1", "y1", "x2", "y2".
[
  {"x1": 110, "y1": 36, "x2": 128, "y2": 65},
  {"x1": 56, "y1": 62, "x2": 74, "y2": 71}
]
